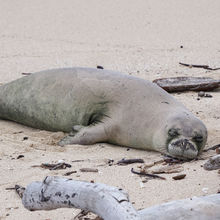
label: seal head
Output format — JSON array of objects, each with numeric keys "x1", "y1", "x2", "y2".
[
  {"x1": 153, "y1": 112, "x2": 207, "y2": 160},
  {"x1": 167, "y1": 117, "x2": 207, "y2": 159}
]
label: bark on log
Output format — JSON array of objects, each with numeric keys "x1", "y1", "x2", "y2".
[
  {"x1": 22, "y1": 176, "x2": 140, "y2": 220},
  {"x1": 22, "y1": 176, "x2": 220, "y2": 220}
]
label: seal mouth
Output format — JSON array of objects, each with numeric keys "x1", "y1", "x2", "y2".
[{"x1": 167, "y1": 138, "x2": 198, "y2": 160}]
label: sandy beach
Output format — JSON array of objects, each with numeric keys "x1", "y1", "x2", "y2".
[{"x1": 0, "y1": 0, "x2": 220, "y2": 219}]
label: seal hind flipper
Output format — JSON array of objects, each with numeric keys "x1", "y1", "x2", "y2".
[{"x1": 58, "y1": 124, "x2": 108, "y2": 146}]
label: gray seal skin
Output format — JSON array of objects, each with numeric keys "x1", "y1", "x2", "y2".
[{"x1": 0, "y1": 67, "x2": 207, "y2": 159}]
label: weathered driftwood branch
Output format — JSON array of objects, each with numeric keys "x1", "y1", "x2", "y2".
[
  {"x1": 22, "y1": 176, "x2": 140, "y2": 220},
  {"x1": 22, "y1": 176, "x2": 220, "y2": 220}
]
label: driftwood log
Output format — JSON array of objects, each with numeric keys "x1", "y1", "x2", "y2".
[
  {"x1": 22, "y1": 176, "x2": 139, "y2": 220},
  {"x1": 139, "y1": 194, "x2": 220, "y2": 220},
  {"x1": 22, "y1": 176, "x2": 220, "y2": 220},
  {"x1": 153, "y1": 77, "x2": 220, "y2": 92}
]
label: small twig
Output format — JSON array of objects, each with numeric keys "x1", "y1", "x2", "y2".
[
  {"x1": 63, "y1": 171, "x2": 77, "y2": 176},
  {"x1": 80, "y1": 168, "x2": 99, "y2": 172},
  {"x1": 72, "y1": 160, "x2": 85, "y2": 163},
  {"x1": 131, "y1": 168, "x2": 166, "y2": 180},
  {"x1": 179, "y1": 62, "x2": 209, "y2": 68},
  {"x1": 32, "y1": 162, "x2": 72, "y2": 170},
  {"x1": 5, "y1": 187, "x2": 17, "y2": 190},
  {"x1": 203, "y1": 144, "x2": 220, "y2": 152},
  {"x1": 49, "y1": 163, "x2": 71, "y2": 170},
  {"x1": 22, "y1": 72, "x2": 32, "y2": 76},
  {"x1": 179, "y1": 62, "x2": 220, "y2": 71},
  {"x1": 12, "y1": 131, "x2": 24, "y2": 134},
  {"x1": 117, "y1": 158, "x2": 144, "y2": 165}
]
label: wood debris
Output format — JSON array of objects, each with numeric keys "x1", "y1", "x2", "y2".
[
  {"x1": 140, "y1": 159, "x2": 167, "y2": 170},
  {"x1": 17, "y1": 155, "x2": 24, "y2": 159},
  {"x1": 153, "y1": 77, "x2": 220, "y2": 92},
  {"x1": 12, "y1": 131, "x2": 24, "y2": 134},
  {"x1": 80, "y1": 168, "x2": 99, "y2": 173},
  {"x1": 117, "y1": 158, "x2": 144, "y2": 165},
  {"x1": 21, "y1": 176, "x2": 220, "y2": 219},
  {"x1": 72, "y1": 160, "x2": 85, "y2": 163},
  {"x1": 148, "y1": 165, "x2": 184, "y2": 174},
  {"x1": 172, "y1": 174, "x2": 186, "y2": 180},
  {"x1": 131, "y1": 168, "x2": 166, "y2": 180},
  {"x1": 179, "y1": 62, "x2": 220, "y2": 71},
  {"x1": 32, "y1": 162, "x2": 72, "y2": 170},
  {"x1": 63, "y1": 171, "x2": 77, "y2": 176},
  {"x1": 141, "y1": 162, "x2": 156, "y2": 169},
  {"x1": 21, "y1": 72, "x2": 32, "y2": 76}
]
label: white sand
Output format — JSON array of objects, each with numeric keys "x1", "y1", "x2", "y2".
[{"x1": 0, "y1": 0, "x2": 220, "y2": 219}]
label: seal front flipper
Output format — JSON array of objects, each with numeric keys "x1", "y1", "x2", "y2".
[
  {"x1": 72, "y1": 125, "x2": 85, "y2": 131},
  {"x1": 58, "y1": 124, "x2": 108, "y2": 146},
  {"x1": 67, "y1": 125, "x2": 86, "y2": 136}
]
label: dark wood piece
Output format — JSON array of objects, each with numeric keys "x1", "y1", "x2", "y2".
[
  {"x1": 153, "y1": 77, "x2": 220, "y2": 92},
  {"x1": 117, "y1": 158, "x2": 144, "y2": 165},
  {"x1": 131, "y1": 168, "x2": 166, "y2": 180},
  {"x1": 172, "y1": 174, "x2": 186, "y2": 180}
]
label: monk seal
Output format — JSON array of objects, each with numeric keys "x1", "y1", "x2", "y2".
[{"x1": 0, "y1": 67, "x2": 207, "y2": 159}]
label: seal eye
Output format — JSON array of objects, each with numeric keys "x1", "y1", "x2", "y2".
[
  {"x1": 193, "y1": 135, "x2": 203, "y2": 143},
  {"x1": 168, "y1": 128, "x2": 179, "y2": 137}
]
